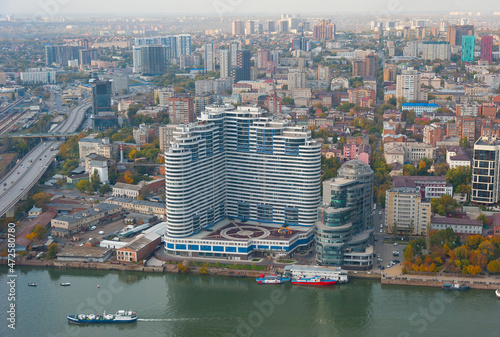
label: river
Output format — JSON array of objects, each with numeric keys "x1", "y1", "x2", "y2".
[{"x1": 1, "y1": 266, "x2": 499, "y2": 337}]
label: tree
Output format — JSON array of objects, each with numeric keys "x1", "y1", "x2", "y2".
[
  {"x1": 459, "y1": 136, "x2": 470, "y2": 148},
  {"x1": 487, "y1": 259, "x2": 500, "y2": 274},
  {"x1": 403, "y1": 164, "x2": 416, "y2": 176},
  {"x1": 407, "y1": 219, "x2": 415, "y2": 240},
  {"x1": 434, "y1": 163, "x2": 449, "y2": 176},
  {"x1": 77, "y1": 180, "x2": 91, "y2": 193},
  {"x1": 477, "y1": 214, "x2": 488, "y2": 226},
  {"x1": 446, "y1": 166, "x2": 472, "y2": 193},
  {"x1": 431, "y1": 195, "x2": 458, "y2": 216},
  {"x1": 25, "y1": 225, "x2": 47, "y2": 241},
  {"x1": 32, "y1": 192, "x2": 52, "y2": 208},
  {"x1": 389, "y1": 221, "x2": 398, "y2": 240},
  {"x1": 90, "y1": 170, "x2": 100, "y2": 191},
  {"x1": 404, "y1": 244, "x2": 414, "y2": 263},
  {"x1": 46, "y1": 243, "x2": 59, "y2": 259},
  {"x1": 98, "y1": 184, "x2": 111, "y2": 195}
]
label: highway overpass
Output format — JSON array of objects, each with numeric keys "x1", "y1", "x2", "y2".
[{"x1": 0, "y1": 101, "x2": 91, "y2": 218}]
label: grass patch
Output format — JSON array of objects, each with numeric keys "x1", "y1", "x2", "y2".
[{"x1": 252, "y1": 258, "x2": 260, "y2": 262}]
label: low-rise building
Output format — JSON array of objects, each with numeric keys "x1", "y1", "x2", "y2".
[
  {"x1": 112, "y1": 179, "x2": 164, "y2": 199},
  {"x1": 50, "y1": 203, "x2": 123, "y2": 237},
  {"x1": 116, "y1": 233, "x2": 161, "y2": 262},
  {"x1": 56, "y1": 246, "x2": 113, "y2": 262},
  {"x1": 430, "y1": 216, "x2": 482, "y2": 236},
  {"x1": 105, "y1": 197, "x2": 166, "y2": 219},
  {"x1": 393, "y1": 176, "x2": 453, "y2": 200}
]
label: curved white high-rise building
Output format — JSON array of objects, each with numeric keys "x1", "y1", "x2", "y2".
[{"x1": 165, "y1": 105, "x2": 321, "y2": 241}]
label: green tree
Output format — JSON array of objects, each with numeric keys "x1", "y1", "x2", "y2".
[
  {"x1": 46, "y1": 243, "x2": 59, "y2": 259},
  {"x1": 477, "y1": 214, "x2": 488, "y2": 226},
  {"x1": 459, "y1": 136, "x2": 470, "y2": 148},
  {"x1": 98, "y1": 184, "x2": 111, "y2": 195},
  {"x1": 403, "y1": 164, "x2": 416, "y2": 176},
  {"x1": 446, "y1": 166, "x2": 472, "y2": 193},
  {"x1": 90, "y1": 170, "x2": 100, "y2": 191},
  {"x1": 431, "y1": 195, "x2": 458, "y2": 216}
]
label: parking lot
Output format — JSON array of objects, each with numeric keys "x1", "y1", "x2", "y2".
[{"x1": 57, "y1": 218, "x2": 134, "y2": 247}]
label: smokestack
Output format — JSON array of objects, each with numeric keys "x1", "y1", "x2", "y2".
[{"x1": 120, "y1": 142, "x2": 124, "y2": 163}]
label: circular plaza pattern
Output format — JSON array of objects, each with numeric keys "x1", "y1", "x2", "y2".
[{"x1": 220, "y1": 225, "x2": 271, "y2": 240}]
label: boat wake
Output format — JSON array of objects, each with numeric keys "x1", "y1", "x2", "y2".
[{"x1": 137, "y1": 318, "x2": 202, "y2": 322}]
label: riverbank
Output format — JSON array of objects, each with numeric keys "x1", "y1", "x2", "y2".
[
  {"x1": 0, "y1": 258, "x2": 266, "y2": 278},
  {"x1": 4, "y1": 258, "x2": 500, "y2": 290}
]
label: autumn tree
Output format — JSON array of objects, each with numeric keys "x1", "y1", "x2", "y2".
[
  {"x1": 90, "y1": 170, "x2": 100, "y2": 191},
  {"x1": 431, "y1": 195, "x2": 458, "y2": 216},
  {"x1": 32, "y1": 192, "x2": 52, "y2": 209},
  {"x1": 433, "y1": 162, "x2": 449, "y2": 176},
  {"x1": 46, "y1": 243, "x2": 59, "y2": 259},
  {"x1": 404, "y1": 244, "x2": 414, "y2": 263},
  {"x1": 77, "y1": 180, "x2": 91, "y2": 193},
  {"x1": 25, "y1": 225, "x2": 47, "y2": 241}
]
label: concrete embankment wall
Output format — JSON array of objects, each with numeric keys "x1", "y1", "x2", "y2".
[
  {"x1": 2, "y1": 259, "x2": 265, "y2": 278},
  {"x1": 382, "y1": 277, "x2": 500, "y2": 290}
]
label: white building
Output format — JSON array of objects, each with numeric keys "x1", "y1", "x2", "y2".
[
  {"x1": 396, "y1": 67, "x2": 427, "y2": 102},
  {"x1": 431, "y1": 216, "x2": 482, "y2": 236},
  {"x1": 422, "y1": 41, "x2": 451, "y2": 61},
  {"x1": 20, "y1": 70, "x2": 56, "y2": 84},
  {"x1": 164, "y1": 105, "x2": 321, "y2": 251},
  {"x1": 288, "y1": 69, "x2": 307, "y2": 89}
]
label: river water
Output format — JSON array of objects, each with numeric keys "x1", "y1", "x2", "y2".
[{"x1": 1, "y1": 266, "x2": 499, "y2": 337}]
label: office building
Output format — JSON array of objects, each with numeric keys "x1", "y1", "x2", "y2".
[
  {"x1": 266, "y1": 20, "x2": 276, "y2": 33},
  {"x1": 219, "y1": 49, "x2": 230, "y2": 78},
  {"x1": 168, "y1": 96, "x2": 195, "y2": 124},
  {"x1": 471, "y1": 136, "x2": 500, "y2": 205},
  {"x1": 45, "y1": 45, "x2": 79, "y2": 66},
  {"x1": 232, "y1": 20, "x2": 244, "y2": 36},
  {"x1": 288, "y1": 69, "x2": 307, "y2": 89},
  {"x1": 422, "y1": 41, "x2": 451, "y2": 61},
  {"x1": 313, "y1": 20, "x2": 335, "y2": 40},
  {"x1": 159, "y1": 124, "x2": 178, "y2": 152},
  {"x1": 393, "y1": 176, "x2": 453, "y2": 200},
  {"x1": 140, "y1": 45, "x2": 169, "y2": 75},
  {"x1": 91, "y1": 79, "x2": 112, "y2": 115},
  {"x1": 383, "y1": 64, "x2": 397, "y2": 82},
  {"x1": 352, "y1": 54, "x2": 377, "y2": 78},
  {"x1": 315, "y1": 160, "x2": 374, "y2": 269},
  {"x1": 447, "y1": 25, "x2": 474, "y2": 46},
  {"x1": 205, "y1": 43, "x2": 215, "y2": 73},
  {"x1": 164, "y1": 105, "x2": 321, "y2": 258},
  {"x1": 230, "y1": 41, "x2": 241, "y2": 68},
  {"x1": 20, "y1": 70, "x2": 56, "y2": 84},
  {"x1": 385, "y1": 187, "x2": 431, "y2": 236},
  {"x1": 481, "y1": 36, "x2": 493, "y2": 63},
  {"x1": 461, "y1": 35, "x2": 475, "y2": 62},
  {"x1": 257, "y1": 49, "x2": 271, "y2": 68},
  {"x1": 278, "y1": 20, "x2": 289, "y2": 33},
  {"x1": 231, "y1": 49, "x2": 251, "y2": 82},
  {"x1": 245, "y1": 20, "x2": 255, "y2": 35}
]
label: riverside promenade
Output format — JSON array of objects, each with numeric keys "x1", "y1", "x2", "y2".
[{"x1": 381, "y1": 264, "x2": 500, "y2": 290}]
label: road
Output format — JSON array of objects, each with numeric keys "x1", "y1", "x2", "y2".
[{"x1": 0, "y1": 100, "x2": 91, "y2": 217}]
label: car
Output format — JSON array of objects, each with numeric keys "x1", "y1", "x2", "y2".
[
  {"x1": 3, "y1": 183, "x2": 6, "y2": 186},
  {"x1": 379, "y1": 211, "x2": 382, "y2": 214},
  {"x1": 387, "y1": 263, "x2": 393, "y2": 268},
  {"x1": 39, "y1": 158, "x2": 42, "y2": 161},
  {"x1": 379, "y1": 229, "x2": 383, "y2": 233},
  {"x1": 377, "y1": 258, "x2": 383, "y2": 262},
  {"x1": 394, "y1": 243, "x2": 398, "y2": 246},
  {"x1": 377, "y1": 254, "x2": 380, "y2": 258}
]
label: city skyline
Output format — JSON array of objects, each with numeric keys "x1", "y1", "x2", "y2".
[{"x1": 2, "y1": 0, "x2": 500, "y2": 16}]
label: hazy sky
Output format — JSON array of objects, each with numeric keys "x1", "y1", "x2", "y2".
[{"x1": 1, "y1": 0, "x2": 497, "y2": 16}]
